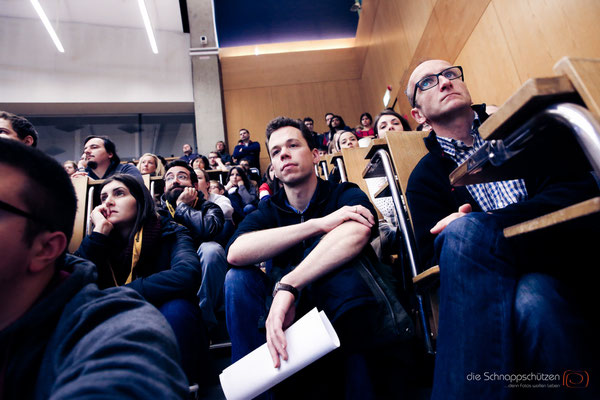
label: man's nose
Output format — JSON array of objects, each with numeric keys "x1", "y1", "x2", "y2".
[
  {"x1": 438, "y1": 75, "x2": 453, "y2": 90},
  {"x1": 279, "y1": 147, "x2": 290, "y2": 159}
]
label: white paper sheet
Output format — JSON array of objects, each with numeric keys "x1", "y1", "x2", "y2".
[{"x1": 219, "y1": 308, "x2": 340, "y2": 400}]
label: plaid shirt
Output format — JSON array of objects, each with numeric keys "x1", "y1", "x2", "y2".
[{"x1": 435, "y1": 116, "x2": 528, "y2": 212}]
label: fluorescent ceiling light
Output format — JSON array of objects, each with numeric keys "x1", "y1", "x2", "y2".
[
  {"x1": 138, "y1": 0, "x2": 158, "y2": 54},
  {"x1": 30, "y1": 0, "x2": 64, "y2": 53}
]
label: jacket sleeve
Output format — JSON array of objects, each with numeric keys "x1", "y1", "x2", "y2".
[
  {"x1": 232, "y1": 144, "x2": 242, "y2": 159},
  {"x1": 40, "y1": 287, "x2": 188, "y2": 399},
  {"x1": 491, "y1": 171, "x2": 599, "y2": 224},
  {"x1": 74, "y1": 233, "x2": 114, "y2": 288},
  {"x1": 406, "y1": 158, "x2": 470, "y2": 269},
  {"x1": 126, "y1": 225, "x2": 202, "y2": 305},
  {"x1": 213, "y1": 194, "x2": 234, "y2": 220},
  {"x1": 247, "y1": 141, "x2": 261, "y2": 156},
  {"x1": 119, "y1": 163, "x2": 143, "y2": 180},
  {"x1": 173, "y1": 199, "x2": 224, "y2": 242},
  {"x1": 236, "y1": 185, "x2": 258, "y2": 206}
]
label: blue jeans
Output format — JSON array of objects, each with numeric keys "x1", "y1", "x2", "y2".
[
  {"x1": 197, "y1": 241, "x2": 227, "y2": 330},
  {"x1": 159, "y1": 299, "x2": 208, "y2": 384},
  {"x1": 431, "y1": 213, "x2": 596, "y2": 400}
]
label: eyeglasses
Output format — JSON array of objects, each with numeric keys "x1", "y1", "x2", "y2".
[
  {"x1": 0, "y1": 198, "x2": 41, "y2": 222},
  {"x1": 165, "y1": 172, "x2": 191, "y2": 182},
  {"x1": 412, "y1": 66, "x2": 464, "y2": 108}
]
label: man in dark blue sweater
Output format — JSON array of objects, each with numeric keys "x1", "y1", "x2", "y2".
[
  {"x1": 0, "y1": 138, "x2": 187, "y2": 398},
  {"x1": 225, "y1": 117, "x2": 414, "y2": 399}
]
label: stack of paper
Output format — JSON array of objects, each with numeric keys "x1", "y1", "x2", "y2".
[{"x1": 219, "y1": 308, "x2": 340, "y2": 400}]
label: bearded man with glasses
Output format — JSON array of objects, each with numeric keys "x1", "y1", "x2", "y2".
[{"x1": 404, "y1": 60, "x2": 599, "y2": 399}]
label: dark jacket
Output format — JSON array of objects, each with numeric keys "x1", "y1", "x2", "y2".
[
  {"x1": 406, "y1": 104, "x2": 600, "y2": 268},
  {"x1": 232, "y1": 140, "x2": 261, "y2": 169},
  {"x1": 0, "y1": 255, "x2": 187, "y2": 399},
  {"x1": 218, "y1": 151, "x2": 233, "y2": 165},
  {"x1": 76, "y1": 217, "x2": 202, "y2": 306},
  {"x1": 227, "y1": 178, "x2": 414, "y2": 343},
  {"x1": 86, "y1": 161, "x2": 143, "y2": 181},
  {"x1": 158, "y1": 193, "x2": 224, "y2": 246}
]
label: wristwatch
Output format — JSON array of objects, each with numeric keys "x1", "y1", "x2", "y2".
[{"x1": 272, "y1": 281, "x2": 299, "y2": 300}]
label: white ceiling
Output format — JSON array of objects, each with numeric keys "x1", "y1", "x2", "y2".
[{"x1": 0, "y1": 0, "x2": 183, "y2": 32}]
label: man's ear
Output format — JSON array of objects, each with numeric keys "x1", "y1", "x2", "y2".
[
  {"x1": 411, "y1": 107, "x2": 428, "y2": 125},
  {"x1": 29, "y1": 231, "x2": 68, "y2": 274},
  {"x1": 194, "y1": 182, "x2": 199, "y2": 191},
  {"x1": 22, "y1": 135, "x2": 35, "y2": 146},
  {"x1": 312, "y1": 147, "x2": 320, "y2": 165}
]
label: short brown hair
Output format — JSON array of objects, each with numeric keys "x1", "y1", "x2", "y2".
[{"x1": 265, "y1": 117, "x2": 316, "y2": 152}]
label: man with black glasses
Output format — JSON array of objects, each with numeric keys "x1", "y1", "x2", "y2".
[
  {"x1": 0, "y1": 138, "x2": 187, "y2": 398},
  {"x1": 405, "y1": 60, "x2": 599, "y2": 399}
]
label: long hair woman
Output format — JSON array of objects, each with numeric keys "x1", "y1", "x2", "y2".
[
  {"x1": 76, "y1": 174, "x2": 206, "y2": 382},
  {"x1": 225, "y1": 166, "x2": 258, "y2": 216},
  {"x1": 373, "y1": 109, "x2": 412, "y2": 138},
  {"x1": 355, "y1": 112, "x2": 375, "y2": 138},
  {"x1": 137, "y1": 153, "x2": 165, "y2": 176}
]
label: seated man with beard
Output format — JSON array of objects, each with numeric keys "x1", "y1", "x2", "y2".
[{"x1": 159, "y1": 160, "x2": 227, "y2": 332}]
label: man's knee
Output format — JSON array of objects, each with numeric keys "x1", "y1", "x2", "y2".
[
  {"x1": 514, "y1": 273, "x2": 566, "y2": 334},
  {"x1": 224, "y1": 267, "x2": 266, "y2": 299},
  {"x1": 159, "y1": 299, "x2": 201, "y2": 323},
  {"x1": 438, "y1": 213, "x2": 502, "y2": 247},
  {"x1": 435, "y1": 212, "x2": 508, "y2": 275},
  {"x1": 197, "y1": 241, "x2": 226, "y2": 261}
]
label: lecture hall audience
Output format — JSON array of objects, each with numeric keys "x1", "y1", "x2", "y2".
[{"x1": 5, "y1": 49, "x2": 599, "y2": 400}]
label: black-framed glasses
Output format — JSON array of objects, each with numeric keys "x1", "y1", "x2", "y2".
[
  {"x1": 0, "y1": 198, "x2": 39, "y2": 221},
  {"x1": 412, "y1": 66, "x2": 464, "y2": 107}
]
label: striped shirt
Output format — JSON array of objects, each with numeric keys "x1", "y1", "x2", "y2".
[{"x1": 435, "y1": 116, "x2": 528, "y2": 212}]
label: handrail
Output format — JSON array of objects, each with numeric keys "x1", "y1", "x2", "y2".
[{"x1": 335, "y1": 157, "x2": 347, "y2": 182}]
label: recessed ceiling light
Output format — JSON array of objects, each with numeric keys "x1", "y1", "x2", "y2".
[
  {"x1": 138, "y1": 0, "x2": 158, "y2": 54},
  {"x1": 30, "y1": 0, "x2": 65, "y2": 53}
]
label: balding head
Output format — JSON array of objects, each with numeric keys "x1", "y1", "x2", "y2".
[
  {"x1": 406, "y1": 60, "x2": 471, "y2": 125},
  {"x1": 406, "y1": 60, "x2": 453, "y2": 107}
]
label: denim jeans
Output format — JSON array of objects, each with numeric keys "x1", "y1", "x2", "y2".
[
  {"x1": 197, "y1": 241, "x2": 228, "y2": 330},
  {"x1": 159, "y1": 298, "x2": 208, "y2": 384},
  {"x1": 223, "y1": 263, "x2": 400, "y2": 399},
  {"x1": 431, "y1": 212, "x2": 597, "y2": 400}
]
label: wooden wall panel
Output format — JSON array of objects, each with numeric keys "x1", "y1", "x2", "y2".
[
  {"x1": 221, "y1": 0, "x2": 600, "y2": 174},
  {"x1": 358, "y1": 0, "x2": 433, "y2": 120},
  {"x1": 220, "y1": 47, "x2": 361, "y2": 91},
  {"x1": 493, "y1": 0, "x2": 600, "y2": 84},
  {"x1": 455, "y1": 3, "x2": 522, "y2": 106},
  {"x1": 223, "y1": 87, "x2": 273, "y2": 170},
  {"x1": 223, "y1": 80, "x2": 364, "y2": 172},
  {"x1": 358, "y1": 0, "x2": 491, "y2": 121}
]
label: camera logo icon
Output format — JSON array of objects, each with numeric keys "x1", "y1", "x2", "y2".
[{"x1": 563, "y1": 370, "x2": 589, "y2": 388}]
